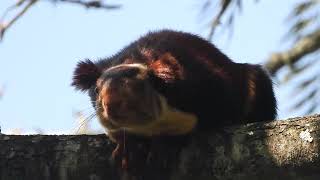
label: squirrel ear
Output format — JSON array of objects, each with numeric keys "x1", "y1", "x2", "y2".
[
  {"x1": 150, "y1": 53, "x2": 184, "y2": 83},
  {"x1": 71, "y1": 59, "x2": 101, "y2": 91}
]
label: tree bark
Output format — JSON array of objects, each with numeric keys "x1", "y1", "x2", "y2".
[{"x1": 1, "y1": 114, "x2": 320, "y2": 180}]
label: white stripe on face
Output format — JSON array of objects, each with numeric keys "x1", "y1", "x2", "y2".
[{"x1": 106, "y1": 63, "x2": 148, "y2": 72}]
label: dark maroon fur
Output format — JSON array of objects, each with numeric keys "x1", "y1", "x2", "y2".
[
  {"x1": 243, "y1": 64, "x2": 277, "y2": 122},
  {"x1": 72, "y1": 29, "x2": 277, "y2": 129},
  {"x1": 72, "y1": 59, "x2": 101, "y2": 91},
  {"x1": 72, "y1": 29, "x2": 277, "y2": 172}
]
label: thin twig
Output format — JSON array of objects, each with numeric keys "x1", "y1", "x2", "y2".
[
  {"x1": 207, "y1": 0, "x2": 231, "y2": 40},
  {"x1": 0, "y1": 0, "x2": 121, "y2": 41},
  {"x1": 58, "y1": 0, "x2": 121, "y2": 9},
  {"x1": 0, "y1": 0, "x2": 27, "y2": 23},
  {"x1": 0, "y1": 0, "x2": 38, "y2": 41}
]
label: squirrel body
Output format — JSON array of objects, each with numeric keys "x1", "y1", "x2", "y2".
[{"x1": 72, "y1": 29, "x2": 277, "y2": 168}]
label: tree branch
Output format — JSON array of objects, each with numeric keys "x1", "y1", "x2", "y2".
[
  {"x1": 0, "y1": 0, "x2": 121, "y2": 41},
  {"x1": 207, "y1": 0, "x2": 231, "y2": 40},
  {"x1": 264, "y1": 29, "x2": 320, "y2": 75},
  {"x1": 57, "y1": 0, "x2": 121, "y2": 9},
  {"x1": 0, "y1": 0, "x2": 38, "y2": 41},
  {"x1": 1, "y1": 114, "x2": 320, "y2": 179}
]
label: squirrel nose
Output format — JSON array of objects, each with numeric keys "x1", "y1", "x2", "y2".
[{"x1": 105, "y1": 99, "x2": 127, "y2": 119}]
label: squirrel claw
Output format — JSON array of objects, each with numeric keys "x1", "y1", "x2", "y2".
[
  {"x1": 111, "y1": 144, "x2": 121, "y2": 160},
  {"x1": 111, "y1": 143, "x2": 129, "y2": 170}
]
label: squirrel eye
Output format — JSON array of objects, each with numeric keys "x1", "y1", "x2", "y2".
[{"x1": 94, "y1": 87, "x2": 99, "y2": 94}]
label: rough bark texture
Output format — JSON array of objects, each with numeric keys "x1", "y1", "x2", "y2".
[{"x1": 1, "y1": 114, "x2": 320, "y2": 180}]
